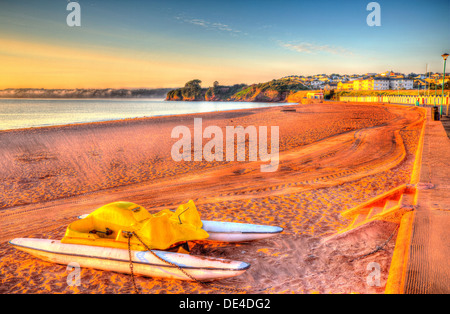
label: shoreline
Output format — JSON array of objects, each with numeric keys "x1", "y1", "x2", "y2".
[
  {"x1": 0, "y1": 99, "x2": 289, "y2": 133},
  {"x1": 0, "y1": 101, "x2": 425, "y2": 293}
]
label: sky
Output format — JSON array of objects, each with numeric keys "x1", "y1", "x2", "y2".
[{"x1": 0, "y1": 0, "x2": 449, "y2": 89}]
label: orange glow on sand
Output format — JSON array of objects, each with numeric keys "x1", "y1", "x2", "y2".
[{"x1": 0, "y1": 102, "x2": 425, "y2": 294}]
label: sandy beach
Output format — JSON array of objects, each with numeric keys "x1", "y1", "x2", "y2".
[{"x1": 0, "y1": 101, "x2": 424, "y2": 294}]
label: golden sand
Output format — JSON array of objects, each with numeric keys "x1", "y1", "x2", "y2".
[{"x1": 0, "y1": 102, "x2": 424, "y2": 294}]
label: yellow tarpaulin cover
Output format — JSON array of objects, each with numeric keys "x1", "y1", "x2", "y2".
[{"x1": 61, "y1": 200, "x2": 209, "y2": 251}]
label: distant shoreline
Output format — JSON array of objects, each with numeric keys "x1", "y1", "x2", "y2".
[
  {"x1": 0, "y1": 88, "x2": 175, "y2": 99},
  {"x1": 0, "y1": 97, "x2": 168, "y2": 100}
]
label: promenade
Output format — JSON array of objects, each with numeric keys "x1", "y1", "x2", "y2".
[
  {"x1": 403, "y1": 108, "x2": 450, "y2": 293},
  {"x1": 383, "y1": 106, "x2": 450, "y2": 294}
]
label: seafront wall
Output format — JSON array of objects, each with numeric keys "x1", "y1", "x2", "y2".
[{"x1": 340, "y1": 95, "x2": 450, "y2": 115}]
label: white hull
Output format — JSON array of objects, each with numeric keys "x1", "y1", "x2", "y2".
[
  {"x1": 9, "y1": 238, "x2": 250, "y2": 281},
  {"x1": 201, "y1": 220, "x2": 283, "y2": 242},
  {"x1": 77, "y1": 214, "x2": 284, "y2": 242}
]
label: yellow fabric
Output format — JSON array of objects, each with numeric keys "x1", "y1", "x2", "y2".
[{"x1": 61, "y1": 200, "x2": 209, "y2": 251}]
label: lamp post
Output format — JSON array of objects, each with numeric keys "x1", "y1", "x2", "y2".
[{"x1": 441, "y1": 53, "x2": 449, "y2": 116}]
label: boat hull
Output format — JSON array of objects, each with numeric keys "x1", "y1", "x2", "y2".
[
  {"x1": 201, "y1": 220, "x2": 283, "y2": 242},
  {"x1": 9, "y1": 238, "x2": 250, "y2": 281}
]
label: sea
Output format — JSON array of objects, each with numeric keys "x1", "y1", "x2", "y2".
[{"x1": 0, "y1": 98, "x2": 283, "y2": 131}]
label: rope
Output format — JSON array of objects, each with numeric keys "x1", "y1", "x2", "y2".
[
  {"x1": 126, "y1": 231, "x2": 249, "y2": 294},
  {"x1": 127, "y1": 236, "x2": 140, "y2": 294},
  {"x1": 349, "y1": 224, "x2": 400, "y2": 263}
]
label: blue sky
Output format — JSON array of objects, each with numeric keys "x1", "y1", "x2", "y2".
[{"x1": 0, "y1": 0, "x2": 449, "y2": 88}]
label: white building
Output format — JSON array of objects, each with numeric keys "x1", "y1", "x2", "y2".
[
  {"x1": 310, "y1": 80, "x2": 324, "y2": 88},
  {"x1": 389, "y1": 78, "x2": 414, "y2": 90},
  {"x1": 372, "y1": 78, "x2": 390, "y2": 90}
]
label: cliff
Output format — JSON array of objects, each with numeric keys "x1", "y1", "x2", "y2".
[{"x1": 166, "y1": 78, "x2": 309, "y2": 102}]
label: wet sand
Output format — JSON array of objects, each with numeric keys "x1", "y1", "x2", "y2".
[{"x1": 0, "y1": 102, "x2": 424, "y2": 294}]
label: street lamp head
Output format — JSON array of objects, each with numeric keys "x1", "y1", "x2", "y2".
[{"x1": 442, "y1": 53, "x2": 449, "y2": 61}]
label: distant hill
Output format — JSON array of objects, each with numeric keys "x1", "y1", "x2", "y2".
[
  {"x1": 0, "y1": 88, "x2": 173, "y2": 99},
  {"x1": 166, "y1": 78, "x2": 310, "y2": 102}
]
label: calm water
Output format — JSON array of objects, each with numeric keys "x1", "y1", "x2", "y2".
[{"x1": 0, "y1": 98, "x2": 282, "y2": 131}]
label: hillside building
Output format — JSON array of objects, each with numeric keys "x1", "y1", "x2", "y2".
[{"x1": 337, "y1": 77, "x2": 412, "y2": 91}]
